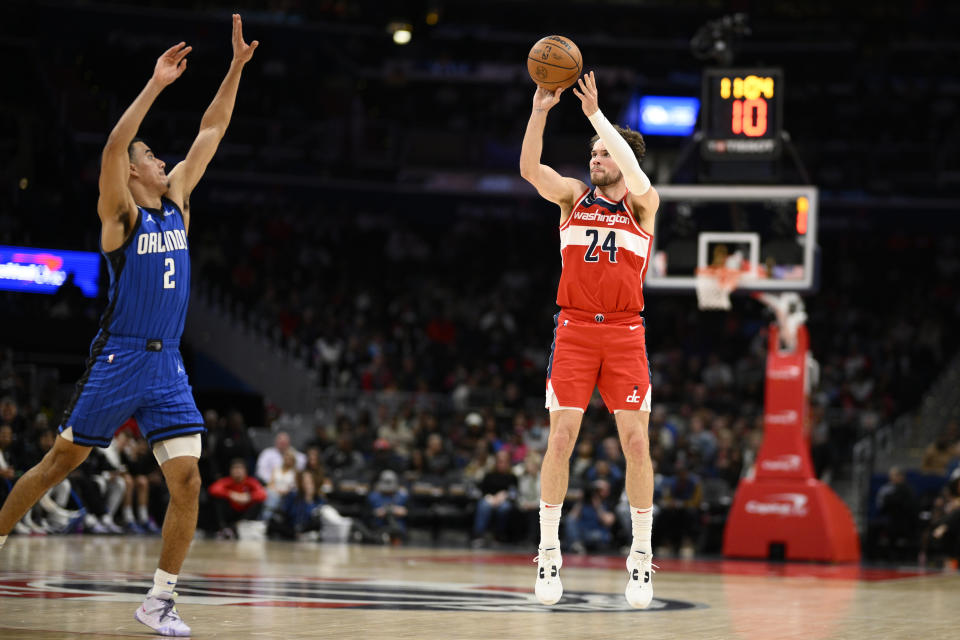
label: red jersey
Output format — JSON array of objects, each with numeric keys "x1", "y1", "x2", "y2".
[
  {"x1": 556, "y1": 187, "x2": 652, "y2": 313},
  {"x1": 208, "y1": 476, "x2": 267, "y2": 512}
]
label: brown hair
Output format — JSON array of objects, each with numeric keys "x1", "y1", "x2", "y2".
[{"x1": 589, "y1": 125, "x2": 646, "y2": 163}]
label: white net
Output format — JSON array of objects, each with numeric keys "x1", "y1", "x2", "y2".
[{"x1": 695, "y1": 267, "x2": 742, "y2": 310}]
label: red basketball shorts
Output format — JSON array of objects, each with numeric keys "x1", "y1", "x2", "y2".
[{"x1": 545, "y1": 309, "x2": 652, "y2": 413}]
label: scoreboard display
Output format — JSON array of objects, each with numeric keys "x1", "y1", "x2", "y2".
[{"x1": 701, "y1": 68, "x2": 783, "y2": 160}]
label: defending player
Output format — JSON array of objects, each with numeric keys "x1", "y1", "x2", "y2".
[
  {"x1": 519, "y1": 71, "x2": 659, "y2": 608},
  {"x1": 0, "y1": 15, "x2": 257, "y2": 636}
]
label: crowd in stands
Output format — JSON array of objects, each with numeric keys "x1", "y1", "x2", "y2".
[
  {"x1": 1, "y1": 2, "x2": 959, "y2": 563},
  {"x1": 867, "y1": 422, "x2": 960, "y2": 568},
  {"x1": 196, "y1": 202, "x2": 960, "y2": 487}
]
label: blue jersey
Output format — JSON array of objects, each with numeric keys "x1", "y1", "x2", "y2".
[
  {"x1": 100, "y1": 197, "x2": 190, "y2": 339},
  {"x1": 59, "y1": 196, "x2": 203, "y2": 448}
]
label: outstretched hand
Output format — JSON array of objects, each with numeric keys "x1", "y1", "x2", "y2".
[
  {"x1": 532, "y1": 86, "x2": 564, "y2": 113},
  {"x1": 232, "y1": 13, "x2": 259, "y2": 65},
  {"x1": 153, "y1": 42, "x2": 192, "y2": 87},
  {"x1": 572, "y1": 70, "x2": 600, "y2": 117}
]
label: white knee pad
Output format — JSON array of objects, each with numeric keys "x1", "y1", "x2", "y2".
[{"x1": 152, "y1": 434, "x2": 202, "y2": 465}]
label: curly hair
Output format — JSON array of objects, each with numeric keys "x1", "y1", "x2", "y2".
[{"x1": 589, "y1": 125, "x2": 646, "y2": 163}]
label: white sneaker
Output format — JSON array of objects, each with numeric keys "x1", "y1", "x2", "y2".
[
  {"x1": 534, "y1": 547, "x2": 563, "y2": 605},
  {"x1": 134, "y1": 591, "x2": 192, "y2": 637},
  {"x1": 625, "y1": 550, "x2": 657, "y2": 609},
  {"x1": 101, "y1": 518, "x2": 124, "y2": 534}
]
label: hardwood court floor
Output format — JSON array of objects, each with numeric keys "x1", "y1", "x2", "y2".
[{"x1": 1, "y1": 536, "x2": 957, "y2": 639}]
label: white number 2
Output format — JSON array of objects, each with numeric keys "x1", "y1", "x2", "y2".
[{"x1": 163, "y1": 257, "x2": 176, "y2": 289}]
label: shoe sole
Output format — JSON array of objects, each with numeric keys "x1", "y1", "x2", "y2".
[{"x1": 134, "y1": 609, "x2": 191, "y2": 637}]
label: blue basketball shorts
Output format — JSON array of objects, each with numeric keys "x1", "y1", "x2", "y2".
[{"x1": 59, "y1": 335, "x2": 204, "y2": 447}]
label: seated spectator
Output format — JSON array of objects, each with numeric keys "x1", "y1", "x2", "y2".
[
  {"x1": 323, "y1": 433, "x2": 366, "y2": 477},
  {"x1": 15, "y1": 428, "x2": 82, "y2": 534},
  {"x1": 423, "y1": 433, "x2": 453, "y2": 477},
  {"x1": 921, "y1": 474, "x2": 960, "y2": 570},
  {"x1": 263, "y1": 450, "x2": 298, "y2": 522},
  {"x1": 566, "y1": 479, "x2": 618, "y2": 553},
  {"x1": 921, "y1": 434, "x2": 955, "y2": 476},
  {"x1": 370, "y1": 438, "x2": 407, "y2": 477},
  {"x1": 119, "y1": 431, "x2": 162, "y2": 534},
  {"x1": 564, "y1": 479, "x2": 617, "y2": 553},
  {"x1": 502, "y1": 426, "x2": 528, "y2": 466},
  {"x1": 523, "y1": 416, "x2": 549, "y2": 453},
  {"x1": 256, "y1": 431, "x2": 306, "y2": 485},
  {"x1": 304, "y1": 446, "x2": 329, "y2": 492},
  {"x1": 272, "y1": 471, "x2": 326, "y2": 541},
  {"x1": 208, "y1": 459, "x2": 267, "y2": 539},
  {"x1": 515, "y1": 451, "x2": 542, "y2": 543},
  {"x1": 599, "y1": 436, "x2": 626, "y2": 471},
  {"x1": 0, "y1": 397, "x2": 26, "y2": 435},
  {"x1": 210, "y1": 410, "x2": 256, "y2": 480},
  {"x1": 571, "y1": 440, "x2": 595, "y2": 479},
  {"x1": 463, "y1": 440, "x2": 494, "y2": 485},
  {"x1": 366, "y1": 470, "x2": 409, "y2": 544},
  {"x1": 870, "y1": 466, "x2": 919, "y2": 561},
  {"x1": 656, "y1": 462, "x2": 703, "y2": 558},
  {"x1": 92, "y1": 442, "x2": 130, "y2": 534},
  {"x1": 585, "y1": 459, "x2": 625, "y2": 499},
  {"x1": 471, "y1": 450, "x2": 517, "y2": 547},
  {"x1": 0, "y1": 424, "x2": 17, "y2": 507},
  {"x1": 108, "y1": 429, "x2": 160, "y2": 534},
  {"x1": 377, "y1": 412, "x2": 415, "y2": 457}
]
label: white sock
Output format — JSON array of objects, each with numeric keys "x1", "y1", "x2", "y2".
[
  {"x1": 631, "y1": 505, "x2": 653, "y2": 555},
  {"x1": 138, "y1": 505, "x2": 150, "y2": 524},
  {"x1": 0, "y1": 534, "x2": 7, "y2": 549},
  {"x1": 150, "y1": 568, "x2": 178, "y2": 596},
  {"x1": 123, "y1": 506, "x2": 135, "y2": 524},
  {"x1": 539, "y1": 500, "x2": 562, "y2": 550}
]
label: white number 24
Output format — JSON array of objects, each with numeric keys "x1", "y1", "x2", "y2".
[{"x1": 163, "y1": 258, "x2": 176, "y2": 289}]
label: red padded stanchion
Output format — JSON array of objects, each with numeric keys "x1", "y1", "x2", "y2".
[{"x1": 723, "y1": 325, "x2": 860, "y2": 562}]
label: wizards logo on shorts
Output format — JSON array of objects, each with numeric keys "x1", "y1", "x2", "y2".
[{"x1": 0, "y1": 573, "x2": 703, "y2": 613}]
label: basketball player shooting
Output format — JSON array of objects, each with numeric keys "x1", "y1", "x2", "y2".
[
  {"x1": 519, "y1": 71, "x2": 660, "y2": 608},
  {"x1": 0, "y1": 14, "x2": 257, "y2": 636}
]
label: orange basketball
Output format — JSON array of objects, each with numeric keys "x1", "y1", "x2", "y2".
[{"x1": 527, "y1": 35, "x2": 582, "y2": 90}]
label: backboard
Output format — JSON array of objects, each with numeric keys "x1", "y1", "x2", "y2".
[{"x1": 645, "y1": 185, "x2": 818, "y2": 292}]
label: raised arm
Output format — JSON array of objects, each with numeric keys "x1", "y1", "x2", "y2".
[
  {"x1": 98, "y1": 43, "x2": 191, "y2": 237},
  {"x1": 519, "y1": 87, "x2": 586, "y2": 213},
  {"x1": 167, "y1": 14, "x2": 258, "y2": 220},
  {"x1": 573, "y1": 72, "x2": 659, "y2": 230}
]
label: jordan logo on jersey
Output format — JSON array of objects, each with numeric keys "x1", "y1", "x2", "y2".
[{"x1": 137, "y1": 230, "x2": 187, "y2": 255}]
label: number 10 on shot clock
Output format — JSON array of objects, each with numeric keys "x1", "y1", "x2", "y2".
[{"x1": 701, "y1": 68, "x2": 783, "y2": 160}]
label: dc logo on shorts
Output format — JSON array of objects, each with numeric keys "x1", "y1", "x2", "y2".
[
  {"x1": 595, "y1": 314, "x2": 604, "y2": 323},
  {"x1": 625, "y1": 385, "x2": 641, "y2": 403}
]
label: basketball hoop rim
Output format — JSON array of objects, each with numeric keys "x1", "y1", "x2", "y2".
[{"x1": 694, "y1": 265, "x2": 745, "y2": 290}]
